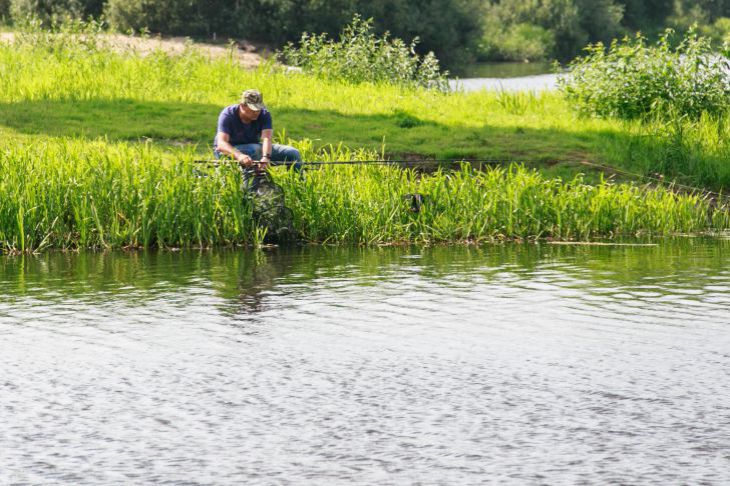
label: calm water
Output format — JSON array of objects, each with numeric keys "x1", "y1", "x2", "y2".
[
  {"x1": 461, "y1": 62, "x2": 555, "y2": 79},
  {"x1": 1, "y1": 241, "x2": 729, "y2": 484},
  {"x1": 450, "y1": 61, "x2": 559, "y2": 92}
]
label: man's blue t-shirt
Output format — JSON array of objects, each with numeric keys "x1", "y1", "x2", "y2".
[{"x1": 214, "y1": 104, "x2": 272, "y2": 148}]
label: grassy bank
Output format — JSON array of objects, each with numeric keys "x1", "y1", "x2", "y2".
[
  {"x1": 0, "y1": 30, "x2": 728, "y2": 251},
  {"x1": 1, "y1": 140, "x2": 726, "y2": 252},
  {"x1": 2, "y1": 29, "x2": 730, "y2": 188}
]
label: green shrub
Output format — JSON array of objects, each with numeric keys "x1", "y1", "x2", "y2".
[
  {"x1": 278, "y1": 15, "x2": 448, "y2": 90},
  {"x1": 105, "y1": 0, "x2": 187, "y2": 35},
  {"x1": 480, "y1": 21, "x2": 556, "y2": 61},
  {"x1": 559, "y1": 29, "x2": 730, "y2": 119},
  {"x1": 0, "y1": 0, "x2": 10, "y2": 22},
  {"x1": 8, "y1": 0, "x2": 103, "y2": 24}
]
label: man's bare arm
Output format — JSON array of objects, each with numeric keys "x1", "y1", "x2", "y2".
[
  {"x1": 216, "y1": 132, "x2": 253, "y2": 166},
  {"x1": 261, "y1": 129, "x2": 273, "y2": 163}
]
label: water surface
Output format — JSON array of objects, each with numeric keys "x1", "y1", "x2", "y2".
[
  {"x1": 461, "y1": 62, "x2": 555, "y2": 79},
  {"x1": 450, "y1": 61, "x2": 559, "y2": 92},
  {"x1": 1, "y1": 241, "x2": 729, "y2": 484}
]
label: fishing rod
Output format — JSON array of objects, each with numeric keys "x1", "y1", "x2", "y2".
[{"x1": 193, "y1": 158, "x2": 513, "y2": 166}]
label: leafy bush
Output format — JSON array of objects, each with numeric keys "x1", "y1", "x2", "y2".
[
  {"x1": 0, "y1": 0, "x2": 10, "y2": 22},
  {"x1": 278, "y1": 15, "x2": 448, "y2": 90},
  {"x1": 106, "y1": 0, "x2": 191, "y2": 35},
  {"x1": 479, "y1": 0, "x2": 624, "y2": 61},
  {"x1": 559, "y1": 29, "x2": 730, "y2": 119},
  {"x1": 479, "y1": 21, "x2": 556, "y2": 61},
  {"x1": 9, "y1": 0, "x2": 103, "y2": 24}
]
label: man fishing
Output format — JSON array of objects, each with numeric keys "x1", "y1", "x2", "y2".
[
  {"x1": 214, "y1": 88, "x2": 299, "y2": 243},
  {"x1": 213, "y1": 88, "x2": 301, "y2": 173}
]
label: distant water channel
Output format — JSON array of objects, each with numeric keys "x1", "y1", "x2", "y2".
[
  {"x1": 451, "y1": 61, "x2": 559, "y2": 92},
  {"x1": 2, "y1": 240, "x2": 729, "y2": 484}
]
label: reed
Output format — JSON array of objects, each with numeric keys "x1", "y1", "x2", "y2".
[
  {"x1": 1, "y1": 138, "x2": 726, "y2": 252},
  {"x1": 0, "y1": 140, "x2": 260, "y2": 252},
  {"x1": 276, "y1": 160, "x2": 729, "y2": 244}
]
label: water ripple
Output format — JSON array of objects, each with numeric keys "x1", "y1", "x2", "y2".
[{"x1": 1, "y1": 242, "x2": 729, "y2": 484}]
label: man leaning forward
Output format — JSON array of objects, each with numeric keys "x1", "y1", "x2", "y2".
[{"x1": 213, "y1": 89, "x2": 301, "y2": 176}]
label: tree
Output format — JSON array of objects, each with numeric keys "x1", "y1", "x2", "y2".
[
  {"x1": 615, "y1": 0, "x2": 674, "y2": 30},
  {"x1": 358, "y1": 0, "x2": 483, "y2": 69},
  {"x1": 10, "y1": 0, "x2": 105, "y2": 23},
  {"x1": 480, "y1": 0, "x2": 625, "y2": 60}
]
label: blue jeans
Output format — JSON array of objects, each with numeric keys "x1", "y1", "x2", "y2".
[
  {"x1": 215, "y1": 143, "x2": 303, "y2": 189},
  {"x1": 214, "y1": 143, "x2": 302, "y2": 170}
]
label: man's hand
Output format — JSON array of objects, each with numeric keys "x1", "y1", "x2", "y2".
[{"x1": 234, "y1": 151, "x2": 253, "y2": 167}]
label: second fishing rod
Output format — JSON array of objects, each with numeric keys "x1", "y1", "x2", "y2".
[{"x1": 194, "y1": 157, "x2": 517, "y2": 167}]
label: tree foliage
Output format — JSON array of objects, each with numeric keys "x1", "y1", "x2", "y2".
[
  {"x1": 0, "y1": 0, "x2": 9, "y2": 20},
  {"x1": 102, "y1": 0, "x2": 481, "y2": 71},
  {"x1": 4, "y1": 0, "x2": 730, "y2": 69},
  {"x1": 9, "y1": 0, "x2": 103, "y2": 23},
  {"x1": 479, "y1": 0, "x2": 624, "y2": 61}
]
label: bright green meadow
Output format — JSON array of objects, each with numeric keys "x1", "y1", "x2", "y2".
[{"x1": 0, "y1": 30, "x2": 728, "y2": 251}]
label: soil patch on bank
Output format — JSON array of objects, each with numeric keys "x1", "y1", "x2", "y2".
[{"x1": 0, "y1": 32, "x2": 263, "y2": 68}]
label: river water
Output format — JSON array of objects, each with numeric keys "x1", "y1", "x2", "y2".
[
  {"x1": 1, "y1": 240, "x2": 729, "y2": 484},
  {"x1": 450, "y1": 61, "x2": 559, "y2": 92}
]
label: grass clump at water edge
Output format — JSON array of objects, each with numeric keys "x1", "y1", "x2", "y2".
[{"x1": 1, "y1": 138, "x2": 727, "y2": 253}]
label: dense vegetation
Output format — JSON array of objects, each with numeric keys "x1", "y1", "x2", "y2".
[
  {"x1": 2, "y1": 0, "x2": 729, "y2": 72},
  {"x1": 0, "y1": 28, "x2": 728, "y2": 252},
  {"x1": 278, "y1": 16, "x2": 448, "y2": 90},
  {"x1": 3, "y1": 140, "x2": 726, "y2": 252},
  {"x1": 560, "y1": 29, "x2": 730, "y2": 119},
  {"x1": 479, "y1": 0, "x2": 730, "y2": 63}
]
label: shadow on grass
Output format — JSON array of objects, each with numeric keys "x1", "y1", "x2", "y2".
[
  {"x1": 0, "y1": 98, "x2": 220, "y2": 143},
  {"x1": 2, "y1": 98, "x2": 724, "y2": 187},
  {"x1": 0, "y1": 98, "x2": 641, "y2": 158}
]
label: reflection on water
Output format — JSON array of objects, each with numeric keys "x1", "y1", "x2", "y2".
[
  {"x1": 450, "y1": 61, "x2": 559, "y2": 92},
  {"x1": 1, "y1": 241, "x2": 729, "y2": 484},
  {"x1": 450, "y1": 74, "x2": 559, "y2": 92},
  {"x1": 461, "y1": 62, "x2": 554, "y2": 79}
]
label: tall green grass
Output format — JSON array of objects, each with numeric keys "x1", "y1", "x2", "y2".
[
  {"x1": 1, "y1": 138, "x2": 727, "y2": 252},
  {"x1": 0, "y1": 140, "x2": 258, "y2": 252},
  {"x1": 277, "y1": 160, "x2": 729, "y2": 244}
]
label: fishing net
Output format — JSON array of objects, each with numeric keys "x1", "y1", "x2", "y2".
[{"x1": 242, "y1": 170, "x2": 297, "y2": 244}]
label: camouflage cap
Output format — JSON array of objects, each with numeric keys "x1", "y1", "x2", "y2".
[{"x1": 241, "y1": 89, "x2": 265, "y2": 111}]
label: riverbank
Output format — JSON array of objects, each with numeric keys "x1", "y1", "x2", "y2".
[
  {"x1": 2, "y1": 140, "x2": 727, "y2": 252},
  {"x1": 0, "y1": 31, "x2": 263, "y2": 67},
  {"x1": 1, "y1": 30, "x2": 729, "y2": 251}
]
